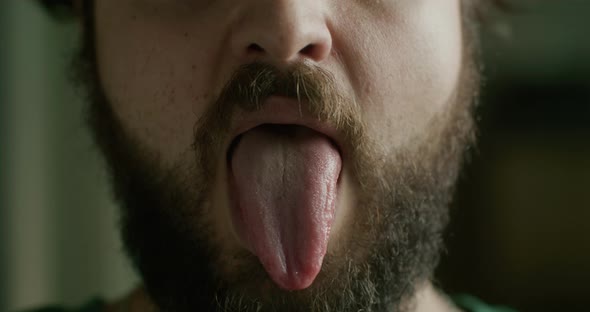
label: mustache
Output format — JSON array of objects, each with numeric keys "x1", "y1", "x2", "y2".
[
  {"x1": 210, "y1": 62, "x2": 362, "y2": 134},
  {"x1": 218, "y1": 62, "x2": 342, "y2": 113},
  {"x1": 193, "y1": 62, "x2": 367, "y2": 173}
]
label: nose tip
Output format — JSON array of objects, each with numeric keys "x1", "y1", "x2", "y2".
[{"x1": 231, "y1": 3, "x2": 333, "y2": 64}]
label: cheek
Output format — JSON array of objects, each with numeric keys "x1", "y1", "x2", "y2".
[
  {"x1": 343, "y1": 0, "x2": 463, "y2": 150},
  {"x1": 94, "y1": 2, "x2": 221, "y2": 166}
]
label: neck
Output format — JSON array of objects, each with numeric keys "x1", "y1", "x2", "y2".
[{"x1": 105, "y1": 282, "x2": 459, "y2": 312}]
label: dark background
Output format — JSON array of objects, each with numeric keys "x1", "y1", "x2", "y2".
[{"x1": 437, "y1": 1, "x2": 590, "y2": 311}]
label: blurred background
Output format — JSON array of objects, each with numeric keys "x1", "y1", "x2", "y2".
[
  {"x1": 0, "y1": 1, "x2": 138, "y2": 312},
  {"x1": 1, "y1": 0, "x2": 588, "y2": 311}
]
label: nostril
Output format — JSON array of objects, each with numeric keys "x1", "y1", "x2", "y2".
[
  {"x1": 300, "y1": 44, "x2": 314, "y2": 56},
  {"x1": 247, "y1": 43, "x2": 265, "y2": 54}
]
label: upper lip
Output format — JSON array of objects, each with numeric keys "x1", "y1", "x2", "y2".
[{"x1": 227, "y1": 96, "x2": 345, "y2": 154}]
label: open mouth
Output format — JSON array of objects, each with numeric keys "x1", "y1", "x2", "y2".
[
  {"x1": 227, "y1": 124, "x2": 341, "y2": 162},
  {"x1": 226, "y1": 123, "x2": 343, "y2": 291}
]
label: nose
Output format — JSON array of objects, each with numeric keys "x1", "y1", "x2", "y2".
[{"x1": 230, "y1": 0, "x2": 333, "y2": 64}]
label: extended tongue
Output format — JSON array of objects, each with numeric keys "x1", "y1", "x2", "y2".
[{"x1": 230, "y1": 125, "x2": 341, "y2": 290}]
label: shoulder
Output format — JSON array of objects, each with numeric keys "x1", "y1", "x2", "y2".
[{"x1": 19, "y1": 299, "x2": 106, "y2": 312}]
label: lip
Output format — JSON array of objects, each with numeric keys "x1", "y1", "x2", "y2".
[{"x1": 227, "y1": 96, "x2": 345, "y2": 155}]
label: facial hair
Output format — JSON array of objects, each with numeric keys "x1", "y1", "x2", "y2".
[{"x1": 74, "y1": 3, "x2": 479, "y2": 311}]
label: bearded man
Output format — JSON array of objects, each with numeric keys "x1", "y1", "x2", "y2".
[{"x1": 28, "y1": 0, "x2": 514, "y2": 311}]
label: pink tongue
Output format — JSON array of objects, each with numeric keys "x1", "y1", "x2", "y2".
[{"x1": 231, "y1": 125, "x2": 341, "y2": 290}]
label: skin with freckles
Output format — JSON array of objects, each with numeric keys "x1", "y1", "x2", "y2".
[{"x1": 76, "y1": 0, "x2": 480, "y2": 311}]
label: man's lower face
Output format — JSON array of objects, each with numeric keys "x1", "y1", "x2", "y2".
[{"x1": 83, "y1": 12, "x2": 478, "y2": 312}]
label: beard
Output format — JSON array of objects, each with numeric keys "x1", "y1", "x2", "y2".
[{"x1": 74, "y1": 4, "x2": 479, "y2": 311}]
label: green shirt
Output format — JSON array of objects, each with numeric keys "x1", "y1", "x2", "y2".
[
  {"x1": 22, "y1": 295, "x2": 517, "y2": 312},
  {"x1": 452, "y1": 294, "x2": 518, "y2": 312}
]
